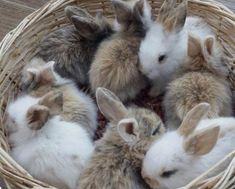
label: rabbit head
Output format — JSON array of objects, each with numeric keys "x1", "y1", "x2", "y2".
[
  {"x1": 112, "y1": 0, "x2": 152, "y2": 35},
  {"x1": 65, "y1": 6, "x2": 112, "y2": 40},
  {"x1": 7, "y1": 91, "x2": 63, "y2": 145},
  {"x1": 96, "y1": 87, "x2": 165, "y2": 155},
  {"x1": 21, "y1": 61, "x2": 71, "y2": 96},
  {"x1": 139, "y1": 0, "x2": 187, "y2": 80},
  {"x1": 181, "y1": 34, "x2": 229, "y2": 77},
  {"x1": 141, "y1": 103, "x2": 220, "y2": 189}
]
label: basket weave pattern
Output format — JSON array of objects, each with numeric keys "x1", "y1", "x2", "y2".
[{"x1": 0, "y1": 0, "x2": 234, "y2": 188}]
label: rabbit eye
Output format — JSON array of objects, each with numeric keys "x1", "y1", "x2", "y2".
[
  {"x1": 158, "y1": 55, "x2": 166, "y2": 63},
  {"x1": 161, "y1": 169, "x2": 178, "y2": 178}
]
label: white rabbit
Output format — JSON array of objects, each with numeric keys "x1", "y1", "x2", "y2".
[
  {"x1": 139, "y1": 0, "x2": 214, "y2": 96},
  {"x1": 6, "y1": 92, "x2": 94, "y2": 189},
  {"x1": 141, "y1": 103, "x2": 235, "y2": 189}
]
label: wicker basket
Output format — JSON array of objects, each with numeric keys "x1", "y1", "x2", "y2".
[{"x1": 0, "y1": 0, "x2": 234, "y2": 188}]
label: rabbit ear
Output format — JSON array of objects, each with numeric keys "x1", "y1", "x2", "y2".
[
  {"x1": 39, "y1": 91, "x2": 63, "y2": 115},
  {"x1": 65, "y1": 6, "x2": 92, "y2": 20},
  {"x1": 26, "y1": 105, "x2": 50, "y2": 130},
  {"x1": 133, "y1": 0, "x2": 152, "y2": 25},
  {"x1": 70, "y1": 16, "x2": 101, "y2": 39},
  {"x1": 118, "y1": 118, "x2": 139, "y2": 143},
  {"x1": 96, "y1": 87, "x2": 128, "y2": 123},
  {"x1": 203, "y1": 36, "x2": 215, "y2": 56},
  {"x1": 184, "y1": 126, "x2": 220, "y2": 155},
  {"x1": 20, "y1": 68, "x2": 41, "y2": 91},
  {"x1": 112, "y1": 0, "x2": 132, "y2": 26},
  {"x1": 157, "y1": 0, "x2": 177, "y2": 23},
  {"x1": 178, "y1": 103, "x2": 210, "y2": 137},
  {"x1": 188, "y1": 34, "x2": 202, "y2": 58},
  {"x1": 159, "y1": 0, "x2": 187, "y2": 33}
]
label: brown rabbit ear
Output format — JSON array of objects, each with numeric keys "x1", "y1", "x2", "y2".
[
  {"x1": 20, "y1": 68, "x2": 40, "y2": 91},
  {"x1": 27, "y1": 105, "x2": 50, "y2": 130},
  {"x1": 188, "y1": 34, "x2": 202, "y2": 58},
  {"x1": 117, "y1": 118, "x2": 139, "y2": 143},
  {"x1": 203, "y1": 36, "x2": 215, "y2": 56},
  {"x1": 159, "y1": 0, "x2": 187, "y2": 33},
  {"x1": 96, "y1": 87, "x2": 128, "y2": 123},
  {"x1": 39, "y1": 91, "x2": 63, "y2": 115},
  {"x1": 157, "y1": 0, "x2": 177, "y2": 24},
  {"x1": 178, "y1": 103, "x2": 210, "y2": 137},
  {"x1": 70, "y1": 16, "x2": 101, "y2": 39},
  {"x1": 112, "y1": 0, "x2": 132, "y2": 27},
  {"x1": 133, "y1": 0, "x2": 152, "y2": 26},
  {"x1": 184, "y1": 126, "x2": 220, "y2": 155}
]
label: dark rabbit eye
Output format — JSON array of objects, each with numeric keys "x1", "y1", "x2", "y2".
[
  {"x1": 158, "y1": 55, "x2": 166, "y2": 63},
  {"x1": 161, "y1": 169, "x2": 178, "y2": 178}
]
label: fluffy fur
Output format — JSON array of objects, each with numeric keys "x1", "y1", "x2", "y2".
[
  {"x1": 21, "y1": 60, "x2": 97, "y2": 137},
  {"x1": 7, "y1": 94, "x2": 94, "y2": 189},
  {"x1": 36, "y1": 6, "x2": 113, "y2": 86},
  {"x1": 89, "y1": 0, "x2": 153, "y2": 102},
  {"x1": 139, "y1": 0, "x2": 214, "y2": 96},
  {"x1": 163, "y1": 34, "x2": 232, "y2": 128},
  {"x1": 142, "y1": 103, "x2": 235, "y2": 189},
  {"x1": 78, "y1": 88, "x2": 165, "y2": 189}
]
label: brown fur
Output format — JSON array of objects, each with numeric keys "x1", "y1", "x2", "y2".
[
  {"x1": 36, "y1": 6, "x2": 113, "y2": 86},
  {"x1": 78, "y1": 88, "x2": 165, "y2": 189},
  {"x1": 163, "y1": 35, "x2": 232, "y2": 128},
  {"x1": 21, "y1": 62, "x2": 97, "y2": 137},
  {"x1": 89, "y1": 0, "x2": 151, "y2": 102}
]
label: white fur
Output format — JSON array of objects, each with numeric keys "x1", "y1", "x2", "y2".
[
  {"x1": 139, "y1": 16, "x2": 213, "y2": 95},
  {"x1": 142, "y1": 117, "x2": 235, "y2": 189},
  {"x1": 7, "y1": 96, "x2": 94, "y2": 189}
]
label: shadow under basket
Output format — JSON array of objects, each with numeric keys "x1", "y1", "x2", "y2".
[{"x1": 0, "y1": 0, "x2": 235, "y2": 188}]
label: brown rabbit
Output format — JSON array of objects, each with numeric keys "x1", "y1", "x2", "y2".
[
  {"x1": 78, "y1": 88, "x2": 165, "y2": 189},
  {"x1": 163, "y1": 34, "x2": 232, "y2": 129},
  {"x1": 89, "y1": 0, "x2": 153, "y2": 102},
  {"x1": 36, "y1": 6, "x2": 113, "y2": 86},
  {"x1": 21, "y1": 60, "x2": 97, "y2": 137}
]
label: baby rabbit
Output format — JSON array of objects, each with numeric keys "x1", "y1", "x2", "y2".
[
  {"x1": 21, "y1": 60, "x2": 97, "y2": 137},
  {"x1": 142, "y1": 103, "x2": 235, "y2": 189},
  {"x1": 78, "y1": 88, "x2": 165, "y2": 189},
  {"x1": 7, "y1": 91, "x2": 94, "y2": 189},
  {"x1": 139, "y1": 0, "x2": 214, "y2": 96},
  {"x1": 163, "y1": 34, "x2": 232, "y2": 128},
  {"x1": 89, "y1": 0, "x2": 153, "y2": 102},
  {"x1": 36, "y1": 6, "x2": 113, "y2": 86}
]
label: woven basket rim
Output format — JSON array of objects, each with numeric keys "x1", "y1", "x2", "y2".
[{"x1": 0, "y1": 0, "x2": 235, "y2": 189}]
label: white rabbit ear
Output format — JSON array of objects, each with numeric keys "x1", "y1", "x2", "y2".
[
  {"x1": 158, "y1": 0, "x2": 187, "y2": 33},
  {"x1": 39, "y1": 91, "x2": 63, "y2": 115},
  {"x1": 203, "y1": 36, "x2": 215, "y2": 56},
  {"x1": 188, "y1": 34, "x2": 202, "y2": 58},
  {"x1": 26, "y1": 105, "x2": 49, "y2": 130},
  {"x1": 96, "y1": 87, "x2": 128, "y2": 123},
  {"x1": 118, "y1": 118, "x2": 139, "y2": 143},
  {"x1": 178, "y1": 103, "x2": 210, "y2": 137},
  {"x1": 184, "y1": 126, "x2": 220, "y2": 155}
]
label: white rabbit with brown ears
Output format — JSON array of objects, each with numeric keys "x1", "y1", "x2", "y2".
[
  {"x1": 139, "y1": 0, "x2": 214, "y2": 96},
  {"x1": 142, "y1": 103, "x2": 235, "y2": 189}
]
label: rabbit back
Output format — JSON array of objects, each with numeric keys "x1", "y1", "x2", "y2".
[
  {"x1": 89, "y1": 34, "x2": 146, "y2": 101},
  {"x1": 164, "y1": 72, "x2": 232, "y2": 128}
]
